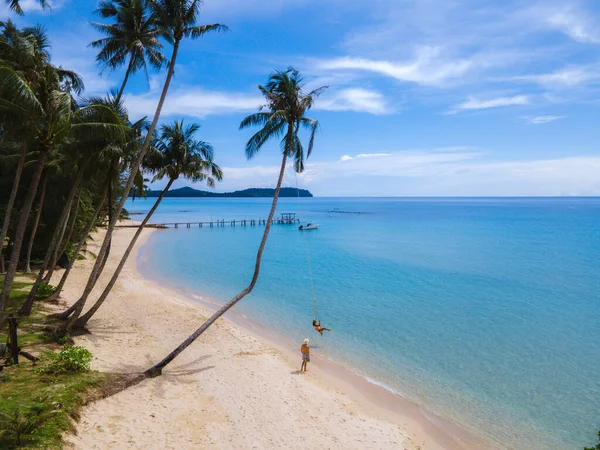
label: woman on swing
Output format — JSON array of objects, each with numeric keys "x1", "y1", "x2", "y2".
[{"x1": 313, "y1": 319, "x2": 331, "y2": 336}]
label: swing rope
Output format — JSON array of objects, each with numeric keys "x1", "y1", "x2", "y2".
[{"x1": 294, "y1": 170, "x2": 319, "y2": 322}]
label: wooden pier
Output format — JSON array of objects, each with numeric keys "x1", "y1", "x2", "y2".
[{"x1": 119, "y1": 213, "x2": 299, "y2": 229}]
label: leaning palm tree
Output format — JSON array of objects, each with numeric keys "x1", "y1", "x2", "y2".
[
  {"x1": 73, "y1": 120, "x2": 222, "y2": 328},
  {"x1": 144, "y1": 68, "x2": 326, "y2": 377},
  {"x1": 90, "y1": 0, "x2": 167, "y2": 102},
  {"x1": 65, "y1": 0, "x2": 227, "y2": 330},
  {"x1": 4, "y1": 0, "x2": 48, "y2": 16}
]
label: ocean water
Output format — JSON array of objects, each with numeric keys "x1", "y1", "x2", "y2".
[{"x1": 128, "y1": 197, "x2": 600, "y2": 449}]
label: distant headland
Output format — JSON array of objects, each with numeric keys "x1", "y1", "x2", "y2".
[{"x1": 140, "y1": 186, "x2": 313, "y2": 198}]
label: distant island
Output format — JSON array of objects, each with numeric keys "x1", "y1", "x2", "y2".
[{"x1": 140, "y1": 186, "x2": 313, "y2": 198}]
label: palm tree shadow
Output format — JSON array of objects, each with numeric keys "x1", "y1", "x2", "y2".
[{"x1": 163, "y1": 365, "x2": 215, "y2": 378}]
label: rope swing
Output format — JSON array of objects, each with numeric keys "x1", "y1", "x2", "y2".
[{"x1": 295, "y1": 173, "x2": 330, "y2": 336}]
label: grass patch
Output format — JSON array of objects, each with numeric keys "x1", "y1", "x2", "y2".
[
  {"x1": 0, "y1": 364, "x2": 112, "y2": 448},
  {"x1": 1, "y1": 275, "x2": 119, "y2": 448}
]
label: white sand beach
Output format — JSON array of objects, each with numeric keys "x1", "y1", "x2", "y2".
[{"x1": 49, "y1": 224, "x2": 486, "y2": 449}]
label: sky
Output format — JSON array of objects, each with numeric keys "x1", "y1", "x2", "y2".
[{"x1": 3, "y1": 0, "x2": 600, "y2": 196}]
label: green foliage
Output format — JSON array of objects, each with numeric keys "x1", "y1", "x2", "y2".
[
  {"x1": 584, "y1": 430, "x2": 600, "y2": 450},
  {"x1": 0, "y1": 363, "x2": 109, "y2": 449},
  {"x1": 0, "y1": 405, "x2": 55, "y2": 446},
  {"x1": 34, "y1": 281, "x2": 56, "y2": 299},
  {"x1": 34, "y1": 345, "x2": 93, "y2": 375},
  {"x1": 56, "y1": 332, "x2": 70, "y2": 345}
]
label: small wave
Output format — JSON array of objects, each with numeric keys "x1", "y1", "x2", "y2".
[{"x1": 364, "y1": 376, "x2": 402, "y2": 396}]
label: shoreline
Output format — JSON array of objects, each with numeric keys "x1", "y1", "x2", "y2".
[
  {"x1": 141, "y1": 276, "x2": 489, "y2": 450},
  {"x1": 58, "y1": 223, "x2": 489, "y2": 449}
]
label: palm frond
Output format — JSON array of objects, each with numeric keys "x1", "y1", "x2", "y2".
[{"x1": 187, "y1": 23, "x2": 229, "y2": 39}]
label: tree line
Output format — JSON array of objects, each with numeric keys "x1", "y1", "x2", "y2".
[{"x1": 0, "y1": 0, "x2": 325, "y2": 377}]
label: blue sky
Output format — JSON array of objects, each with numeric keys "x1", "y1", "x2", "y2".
[{"x1": 3, "y1": 0, "x2": 600, "y2": 196}]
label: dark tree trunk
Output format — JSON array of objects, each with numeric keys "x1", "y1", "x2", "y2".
[
  {"x1": 0, "y1": 143, "x2": 27, "y2": 274},
  {"x1": 115, "y1": 56, "x2": 134, "y2": 104},
  {"x1": 52, "y1": 181, "x2": 109, "y2": 300},
  {"x1": 20, "y1": 164, "x2": 86, "y2": 316},
  {"x1": 74, "y1": 178, "x2": 175, "y2": 328},
  {"x1": 24, "y1": 170, "x2": 48, "y2": 274},
  {"x1": 0, "y1": 149, "x2": 47, "y2": 324},
  {"x1": 144, "y1": 152, "x2": 288, "y2": 378},
  {"x1": 43, "y1": 188, "x2": 81, "y2": 283},
  {"x1": 58, "y1": 193, "x2": 81, "y2": 266},
  {"x1": 65, "y1": 39, "x2": 182, "y2": 331}
]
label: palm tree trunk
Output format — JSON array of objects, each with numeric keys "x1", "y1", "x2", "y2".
[
  {"x1": 24, "y1": 169, "x2": 48, "y2": 274},
  {"x1": 52, "y1": 182, "x2": 109, "y2": 301},
  {"x1": 144, "y1": 152, "x2": 288, "y2": 378},
  {"x1": 98, "y1": 166, "x2": 114, "y2": 277},
  {"x1": 43, "y1": 189, "x2": 81, "y2": 283},
  {"x1": 0, "y1": 149, "x2": 47, "y2": 325},
  {"x1": 20, "y1": 165, "x2": 86, "y2": 316},
  {"x1": 58, "y1": 193, "x2": 81, "y2": 265},
  {"x1": 0, "y1": 142, "x2": 27, "y2": 274},
  {"x1": 74, "y1": 177, "x2": 175, "y2": 328},
  {"x1": 65, "y1": 38, "x2": 182, "y2": 331},
  {"x1": 115, "y1": 56, "x2": 135, "y2": 104}
]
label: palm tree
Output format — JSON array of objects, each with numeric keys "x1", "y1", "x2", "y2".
[
  {"x1": 18, "y1": 98, "x2": 129, "y2": 317},
  {"x1": 0, "y1": 22, "x2": 83, "y2": 275},
  {"x1": 50, "y1": 177, "x2": 110, "y2": 300},
  {"x1": 73, "y1": 120, "x2": 222, "y2": 328},
  {"x1": 65, "y1": 0, "x2": 227, "y2": 330},
  {"x1": 23, "y1": 168, "x2": 48, "y2": 273},
  {"x1": 0, "y1": 141, "x2": 26, "y2": 274},
  {"x1": 0, "y1": 21, "x2": 51, "y2": 273},
  {"x1": 4, "y1": 0, "x2": 48, "y2": 16},
  {"x1": 144, "y1": 68, "x2": 326, "y2": 377},
  {"x1": 90, "y1": 0, "x2": 167, "y2": 102},
  {"x1": 0, "y1": 64, "x2": 126, "y2": 324}
]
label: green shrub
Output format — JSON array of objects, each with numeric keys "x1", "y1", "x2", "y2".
[
  {"x1": 0, "y1": 406, "x2": 55, "y2": 446},
  {"x1": 35, "y1": 282, "x2": 57, "y2": 299},
  {"x1": 34, "y1": 346, "x2": 93, "y2": 375},
  {"x1": 56, "y1": 332, "x2": 70, "y2": 345}
]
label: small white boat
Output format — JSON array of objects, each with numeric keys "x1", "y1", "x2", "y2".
[{"x1": 299, "y1": 222, "x2": 319, "y2": 230}]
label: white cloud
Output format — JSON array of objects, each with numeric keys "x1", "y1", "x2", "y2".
[
  {"x1": 452, "y1": 95, "x2": 529, "y2": 112},
  {"x1": 339, "y1": 153, "x2": 391, "y2": 162},
  {"x1": 540, "y1": 5, "x2": 600, "y2": 44},
  {"x1": 195, "y1": 148, "x2": 600, "y2": 196},
  {"x1": 314, "y1": 47, "x2": 474, "y2": 87},
  {"x1": 317, "y1": 88, "x2": 391, "y2": 115},
  {"x1": 523, "y1": 115, "x2": 565, "y2": 124},
  {"x1": 125, "y1": 88, "x2": 263, "y2": 119},
  {"x1": 514, "y1": 67, "x2": 600, "y2": 88},
  {"x1": 126, "y1": 85, "x2": 391, "y2": 119}
]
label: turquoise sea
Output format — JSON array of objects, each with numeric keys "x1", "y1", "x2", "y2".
[{"x1": 128, "y1": 197, "x2": 600, "y2": 449}]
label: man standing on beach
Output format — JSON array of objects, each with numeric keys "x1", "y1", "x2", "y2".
[{"x1": 301, "y1": 339, "x2": 310, "y2": 372}]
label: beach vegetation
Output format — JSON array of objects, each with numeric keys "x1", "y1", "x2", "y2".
[
  {"x1": 34, "y1": 345, "x2": 93, "y2": 375},
  {"x1": 0, "y1": 281, "x2": 114, "y2": 449},
  {"x1": 34, "y1": 281, "x2": 56, "y2": 299}
]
